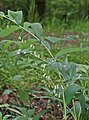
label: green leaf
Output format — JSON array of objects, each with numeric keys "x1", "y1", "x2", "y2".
[
  {"x1": 78, "y1": 94, "x2": 86, "y2": 114},
  {"x1": 12, "y1": 106, "x2": 27, "y2": 115},
  {"x1": 45, "y1": 36, "x2": 59, "y2": 43},
  {"x1": 3, "y1": 115, "x2": 11, "y2": 120},
  {"x1": 19, "y1": 90, "x2": 29, "y2": 104},
  {"x1": 58, "y1": 59, "x2": 80, "y2": 83},
  {"x1": 3, "y1": 89, "x2": 12, "y2": 95},
  {"x1": 33, "y1": 110, "x2": 46, "y2": 120},
  {"x1": 43, "y1": 41, "x2": 50, "y2": 49},
  {"x1": 8, "y1": 10, "x2": 23, "y2": 25},
  {"x1": 74, "y1": 102, "x2": 81, "y2": 118},
  {"x1": 3, "y1": 40, "x2": 14, "y2": 49},
  {"x1": 24, "y1": 22, "x2": 43, "y2": 42},
  {"x1": 8, "y1": 108, "x2": 22, "y2": 115},
  {"x1": 63, "y1": 35, "x2": 77, "y2": 41},
  {"x1": 0, "y1": 112, "x2": 2, "y2": 120},
  {"x1": 24, "y1": 22, "x2": 43, "y2": 36},
  {"x1": 14, "y1": 116, "x2": 27, "y2": 120},
  {"x1": 45, "y1": 35, "x2": 76, "y2": 43},
  {"x1": 12, "y1": 75, "x2": 22, "y2": 81},
  {"x1": 64, "y1": 84, "x2": 80, "y2": 104},
  {"x1": 0, "y1": 25, "x2": 20, "y2": 37},
  {"x1": 55, "y1": 47, "x2": 89, "y2": 58},
  {"x1": 24, "y1": 22, "x2": 34, "y2": 34},
  {"x1": 28, "y1": 109, "x2": 35, "y2": 117},
  {"x1": 0, "y1": 104, "x2": 9, "y2": 108},
  {"x1": 0, "y1": 11, "x2": 5, "y2": 17}
]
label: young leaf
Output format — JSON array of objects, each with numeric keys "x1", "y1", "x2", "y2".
[
  {"x1": 64, "y1": 84, "x2": 80, "y2": 104},
  {"x1": 8, "y1": 10, "x2": 23, "y2": 25},
  {"x1": 0, "y1": 25, "x2": 20, "y2": 37},
  {"x1": 55, "y1": 47, "x2": 89, "y2": 58}
]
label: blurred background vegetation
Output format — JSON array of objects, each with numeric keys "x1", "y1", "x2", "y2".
[{"x1": 0, "y1": 0, "x2": 89, "y2": 31}]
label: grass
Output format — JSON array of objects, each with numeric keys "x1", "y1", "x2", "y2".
[{"x1": 44, "y1": 18, "x2": 89, "y2": 33}]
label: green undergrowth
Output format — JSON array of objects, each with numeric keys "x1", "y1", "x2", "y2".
[{"x1": 0, "y1": 10, "x2": 89, "y2": 120}]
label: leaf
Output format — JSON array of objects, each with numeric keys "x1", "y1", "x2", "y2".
[
  {"x1": 74, "y1": 102, "x2": 81, "y2": 118},
  {"x1": 8, "y1": 108, "x2": 22, "y2": 115},
  {"x1": 3, "y1": 40, "x2": 14, "y2": 49},
  {"x1": 45, "y1": 35, "x2": 76, "y2": 43},
  {"x1": 24, "y1": 22, "x2": 43, "y2": 36},
  {"x1": 3, "y1": 89, "x2": 12, "y2": 95},
  {"x1": 14, "y1": 116, "x2": 27, "y2": 120},
  {"x1": 78, "y1": 94, "x2": 86, "y2": 114},
  {"x1": 12, "y1": 106, "x2": 27, "y2": 115},
  {"x1": 58, "y1": 59, "x2": 80, "y2": 83},
  {"x1": 45, "y1": 36, "x2": 60, "y2": 43},
  {"x1": 63, "y1": 35, "x2": 77, "y2": 41},
  {"x1": 0, "y1": 104, "x2": 9, "y2": 108},
  {"x1": 24, "y1": 22, "x2": 43, "y2": 42},
  {"x1": 24, "y1": 22, "x2": 34, "y2": 34},
  {"x1": 64, "y1": 84, "x2": 80, "y2": 104},
  {"x1": 33, "y1": 110, "x2": 46, "y2": 120},
  {"x1": 55, "y1": 47, "x2": 89, "y2": 58},
  {"x1": 43, "y1": 41, "x2": 50, "y2": 49},
  {"x1": 12, "y1": 75, "x2": 22, "y2": 81},
  {"x1": 3, "y1": 115, "x2": 11, "y2": 120},
  {"x1": 28, "y1": 109, "x2": 35, "y2": 117},
  {"x1": 0, "y1": 11, "x2": 5, "y2": 17},
  {"x1": 8, "y1": 10, "x2": 23, "y2": 25},
  {"x1": 87, "y1": 80, "x2": 89, "y2": 92},
  {"x1": 0, "y1": 112, "x2": 2, "y2": 120},
  {"x1": 19, "y1": 90, "x2": 29, "y2": 104},
  {"x1": 0, "y1": 25, "x2": 20, "y2": 37}
]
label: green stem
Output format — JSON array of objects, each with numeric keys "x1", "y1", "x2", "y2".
[
  {"x1": 62, "y1": 88, "x2": 67, "y2": 120},
  {"x1": 72, "y1": 99, "x2": 77, "y2": 120},
  {"x1": 30, "y1": 52, "x2": 47, "y2": 63}
]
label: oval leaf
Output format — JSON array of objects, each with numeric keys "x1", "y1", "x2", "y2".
[{"x1": 64, "y1": 84, "x2": 80, "y2": 104}]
